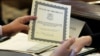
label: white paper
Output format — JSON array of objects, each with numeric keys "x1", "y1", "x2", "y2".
[
  {"x1": 70, "y1": 18, "x2": 85, "y2": 37},
  {"x1": 0, "y1": 33, "x2": 37, "y2": 51},
  {"x1": 29, "y1": 0, "x2": 71, "y2": 42}
]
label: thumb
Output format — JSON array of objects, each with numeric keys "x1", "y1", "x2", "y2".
[
  {"x1": 51, "y1": 38, "x2": 75, "y2": 56},
  {"x1": 70, "y1": 39, "x2": 85, "y2": 54}
]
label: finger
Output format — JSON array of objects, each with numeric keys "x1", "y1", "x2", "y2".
[
  {"x1": 61, "y1": 39, "x2": 68, "y2": 44},
  {"x1": 70, "y1": 39, "x2": 84, "y2": 53},
  {"x1": 20, "y1": 25, "x2": 29, "y2": 33},
  {"x1": 55, "y1": 38, "x2": 75, "y2": 53},
  {"x1": 18, "y1": 15, "x2": 37, "y2": 24},
  {"x1": 60, "y1": 38, "x2": 75, "y2": 49},
  {"x1": 51, "y1": 38, "x2": 75, "y2": 56},
  {"x1": 71, "y1": 44, "x2": 84, "y2": 53}
]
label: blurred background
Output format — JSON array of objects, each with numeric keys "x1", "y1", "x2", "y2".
[
  {"x1": 1, "y1": 0, "x2": 32, "y2": 24},
  {"x1": 0, "y1": 0, "x2": 99, "y2": 24},
  {"x1": 0, "y1": 0, "x2": 100, "y2": 34}
]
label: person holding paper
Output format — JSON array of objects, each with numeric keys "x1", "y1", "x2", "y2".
[{"x1": 0, "y1": 16, "x2": 36, "y2": 36}]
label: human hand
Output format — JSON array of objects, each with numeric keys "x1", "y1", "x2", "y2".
[
  {"x1": 70, "y1": 36, "x2": 92, "y2": 54},
  {"x1": 51, "y1": 36, "x2": 92, "y2": 56},
  {"x1": 2, "y1": 16, "x2": 36, "y2": 36},
  {"x1": 51, "y1": 38, "x2": 76, "y2": 56}
]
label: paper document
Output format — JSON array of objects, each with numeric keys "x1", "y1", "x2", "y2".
[
  {"x1": 29, "y1": 0, "x2": 71, "y2": 42},
  {"x1": 70, "y1": 18, "x2": 85, "y2": 37},
  {"x1": 0, "y1": 33, "x2": 37, "y2": 51}
]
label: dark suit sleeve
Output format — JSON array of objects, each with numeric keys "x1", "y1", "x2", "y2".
[{"x1": 89, "y1": 33, "x2": 100, "y2": 48}]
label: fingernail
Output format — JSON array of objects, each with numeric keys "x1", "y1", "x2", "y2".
[
  {"x1": 60, "y1": 40, "x2": 68, "y2": 44},
  {"x1": 70, "y1": 49, "x2": 76, "y2": 56}
]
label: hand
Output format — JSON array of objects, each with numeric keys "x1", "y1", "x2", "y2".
[
  {"x1": 51, "y1": 38, "x2": 76, "y2": 56},
  {"x1": 70, "y1": 36, "x2": 92, "y2": 53},
  {"x1": 2, "y1": 16, "x2": 36, "y2": 36},
  {"x1": 51, "y1": 36, "x2": 92, "y2": 56}
]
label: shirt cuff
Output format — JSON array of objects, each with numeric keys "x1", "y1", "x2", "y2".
[{"x1": 0, "y1": 25, "x2": 2, "y2": 36}]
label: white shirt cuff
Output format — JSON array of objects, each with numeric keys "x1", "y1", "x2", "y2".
[{"x1": 0, "y1": 25, "x2": 2, "y2": 36}]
